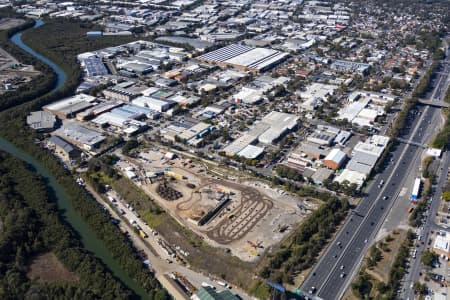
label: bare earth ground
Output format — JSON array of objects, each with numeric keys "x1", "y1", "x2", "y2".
[
  {"x1": 27, "y1": 252, "x2": 79, "y2": 283},
  {"x1": 0, "y1": 46, "x2": 40, "y2": 94},
  {"x1": 0, "y1": 18, "x2": 25, "y2": 30},
  {"x1": 117, "y1": 149, "x2": 316, "y2": 262}
]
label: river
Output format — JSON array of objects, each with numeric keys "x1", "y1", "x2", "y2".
[{"x1": 2, "y1": 19, "x2": 149, "y2": 299}]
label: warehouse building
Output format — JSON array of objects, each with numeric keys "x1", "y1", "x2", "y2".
[
  {"x1": 119, "y1": 62, "x2": 153, "y2": 75},
  {"x1": 103, "y1": 86, "x2": 142, "y2": 102},
  {"x1": 91, "y1": 104, "x2": 156, "y2": 133},
  {"x1": 192, "y1": 286, "x2": 239, "y2": 300},
  {"x1": 48, "y1": 136, "x2": 81, "y2": 162},
  {"x1": 82, "y1": 57, "x2": 109, "y2": 77},
  {"x1": 223, "y1": 134, "x2": 258, "y2": 157},
  {"x1": 177, "y1": 122, "x2": 213, "y2": 147},
  {"x1": 296, "y1": 142, "x2": 330, "y2": 160},
  {"x1": 334, "y1": 169, "x2": 366, "y2": 189},
  {"x1": 286, "y1": 150, "x2": 313, "y2": 171},
  {"x1": 337, "y1": 91, "x2": 393, "y2": 127},
  {"x1": 258, "y1": 111, "x2": 299, "y2": 144},
  {"x1": 331, "y1": 60, "x2": 370, "y2": 75},
  {"x1": 345, "y1": 135, "x2": 390, "y2": 175},
  {"x1": 43, "y1": 94, "x2": 96, "y2": 119},
  {"x1": 298, "y1": 83, "x2": 338, "y2": 111},
  {"x1": 433, "y1": 232, "x2": 450, "y2": 257},
  {"x1": 307, "y1": 125, "x2": 340, "y2": 146},
  {"x1": 322, "y1": 148, "x2": 347, "y2": 170},
  {"x1": 233, "y1": 87, "x2": 264, "y2": 104},
  {"x1": 26, "y1": 110, "x2": 56, "y2": 131},
  {"x1": 53, "y1": 124, "x2": 106, "y2": 151},
  {"x1": 311, "y1": 167, "x2": 334, "y2": 185},
  {"x1": 238, "y1": 144, "x2": 264, "y2": 159},
  {"x1": 197, "y1": 44, "x2": 289, "y2": 72},
  {"x1": 76, "y1": 101, "x2": 122, "y2": 121},
  {"x1": 132, "y1": 96, "x2": 176, "y2": 112}
]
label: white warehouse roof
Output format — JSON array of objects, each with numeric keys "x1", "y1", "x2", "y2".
[
  {"x1": 324, "y1": 148, "x2": 346, "y2": 164},
  {"x1": 238, "y1": 145, "x2": 264, "y2": 159},
  {"x1": 334, "y1": 169, "x2": 366, "y2": 189}
]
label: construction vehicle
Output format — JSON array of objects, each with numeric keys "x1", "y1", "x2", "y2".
[{"x1": 247, "y1": 240, "x2": 263, "y2": 249}]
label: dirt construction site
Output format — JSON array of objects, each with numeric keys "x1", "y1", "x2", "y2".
[
  {"x1": 117, "y1": 148, "x2": 317, "y2": 262},
  {"x1": 0, "y1": 46, "x2": 40, "y2": 94}
]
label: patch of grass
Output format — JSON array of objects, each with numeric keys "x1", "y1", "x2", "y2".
[
  {"x1": 112, "y1": 177, "x2": 162, "y2": 214},
  {"x1": 249, "y1": 280, "x2": 271, "y2": 299},
  {"x1": 366, "y1": 231, "x2": 406, "y2": 283},
  {"x1": 27, "y1": 252, "x2": 79, "y2": 283},
  {"x1": 111, "y1": 174, "x2": 256, "y2": 289},
  {"x1": 141, "y1": 209, "x2": 165, "y2": 228},
  {"x1": 90, "y1": 171, "x2": 114, "y2": 185}
]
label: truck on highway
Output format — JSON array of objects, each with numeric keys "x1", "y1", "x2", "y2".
[{"x1": 411, "y1": 178, "x2": 421, "y2": 201}]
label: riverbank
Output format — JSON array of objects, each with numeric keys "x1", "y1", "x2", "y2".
[
  {"x1": 0, "y1": 150, "x2": 136, "y2": 299},
  {"x1": 0, "y1": 17, "x2": 168, "y2": 299}
]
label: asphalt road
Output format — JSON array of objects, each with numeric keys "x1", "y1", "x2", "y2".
[
  {"x1": 84, "y1": 182, "x2": 254, "y2": 300},
  {"x1": 402, "y1": 152, "x2": 450, "y2": 300},
  {"x1": 403, "y1": 51, "x2": 450, "y2": 300},
  {"x1": 301, "y1": 104, "x2": 444, "y2": 299}
]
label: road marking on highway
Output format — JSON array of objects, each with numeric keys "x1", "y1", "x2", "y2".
[
  {"x1": 399, "y1": 187, "x2": 407, "y2": 197},
  {"x1": 315, "y1": 105, "x2": 433, "y2": 298}
]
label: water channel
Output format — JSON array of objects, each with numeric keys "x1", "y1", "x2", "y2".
[{"x1": 2, "y1": 19, "x2": 149, "y2": 299}]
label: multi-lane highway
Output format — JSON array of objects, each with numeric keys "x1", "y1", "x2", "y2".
[
  {"x1": 301, "y1": 56, "x2": 449, "y2": 299},
  {"x1": 401, "y1": 151, "x2": 450, "y2": 300},
  {"x1": 400, "y1": 45, "x2": 450, "y2": 299}
]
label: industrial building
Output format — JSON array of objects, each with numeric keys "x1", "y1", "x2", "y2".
[
  {"x1": 76, "y1": 101, "x2": 123, "y2": 121},
  {"x1": 91, "y1": 104, "x2": 156, "y2": 135},
  {"x1": 285, "y1": 150, "x2": 313, "y2": 171},
  {"x1": 433, "y1": 232, "x2": 450, "y2": 257},
  {"x1": 307, "y1": 125, "x2": 340, "y2": 146},
  {"x1": 223, "y1": 134, "x2": 258, "y2": 157},
  {"x1": 103, "y1": 86, "x2": 142, "y2": 102},
  {"x1": 331, "y1": 59, "x2": 371, "y2": 75},
  {"x1": 223, "y1": 111, "x2": 298, "y2": 156},
  {"x1": 334, "y1": 169, "x2": 366, "y2": 189},
  {"x1": 337, "y1": 91, "x2": 393, "y2": 127},
  {"x1": 120, "y1": 62, "x2": 154, "y2": 75},
  {"x1": 311, "y1": 168, "x2": 334, "y2": 185},
  {"x1": 298, "y1": 83, "x2": 338, "y2": 111},
  {"x1": 132, "y1": 96, "x2": 176, "y2": 112},
  {"x1": 322, "y1": 148, "x2": 347, "y2": 170},
  {"x1": 237, "y1": 144, "x2": 264, "y2": 159},
  {"x1": 81, "y1": 57, "x2": 109, "y2": 77},
  {"x1": 233, "y1": 87, "x2": 263, "y2": 104},
  {"x1": 296, "y1": 142, "x2": 330, "y2": 160},
  {"x1": 48, "y1": 136, "x2": 81, "y2": 162},
  {"x1": 197, "y1": 44, "x2": 289, "y2": 72},
  {"x1": 191, "y1": 287, "x2": 239, "y2": 300},
  {"x1": 53, "y1": 123, "x2": 106, "y2": 151},
  {"x1": 342, "y1": 135, "x2": 390, "y2": 178},
  {"x1": 177, "y1": 122, "x2": 213, "y2": 147},
  {"x1": 26, "y1": 110, "x2": 56, "y2": 131},
  {"x1": 257, "y1": 111, "x2": 299, "y2": 144},
  {"x1": 43, "y1": 94, "x2": 96, "y2": 119}
]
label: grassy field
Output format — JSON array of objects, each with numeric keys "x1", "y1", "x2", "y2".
[
  {"x1": 367, "y1": 230, "x2": 407, "y2": 283},
  {"x1": 344, "y1": 229, "x2": 407, "y2": 299},
  {"x1": 27, "y1": 252, "x2": 79, "y2": 283}
]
